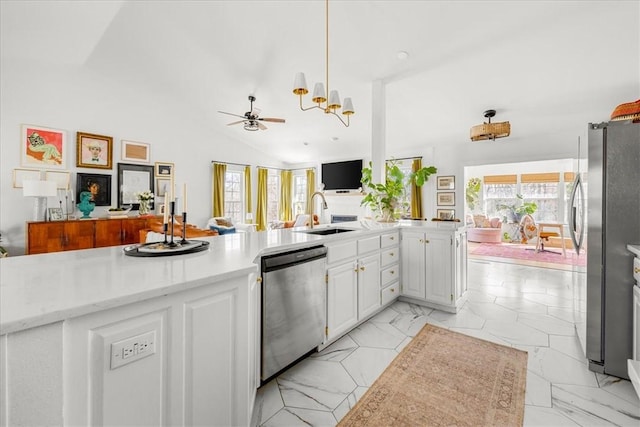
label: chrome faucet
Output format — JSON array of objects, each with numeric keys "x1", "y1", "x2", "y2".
[{"x1": 308, "y1": 191, "x2": 328, "y2": 229}]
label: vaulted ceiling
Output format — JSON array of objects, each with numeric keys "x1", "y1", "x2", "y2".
[{"x1": 2, "y1": 1, "x2": 638, "y2": 163}]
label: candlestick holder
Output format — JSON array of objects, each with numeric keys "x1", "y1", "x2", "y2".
[{"x1": 181, "y1": 212, "x2": 188, "y2": 243}]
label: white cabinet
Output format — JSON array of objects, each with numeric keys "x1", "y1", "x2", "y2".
[
  {"x1": 400, "y1": 229, "x2": 467, "y2": 312},
  {"x1": 325, "y1": 233, "x2": 382, "y2": 342}
]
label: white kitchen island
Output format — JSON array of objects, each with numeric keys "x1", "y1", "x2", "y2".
[{"x1": 0, "y1": 220, "x2": 465, "y2": 426}]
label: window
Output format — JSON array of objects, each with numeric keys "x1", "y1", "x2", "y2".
[
  {"x1": 391, "y1": 160, "x2": 413, "y2": 218},
  {"x1": 224, "y1": 170, "x2": 243, "y2": 223},
  {"x1": 483, "y1": 175, "x2": 518, "y2": 220},
  {"x1": 293, "y1": 173, "x2": 307, "y2": 216},
  {"x1": 267, "y1": 171, "x2": 280, "y2": 222},
  {"x1": 521, "y1": 182, "x2": 559, "y2": 221}
]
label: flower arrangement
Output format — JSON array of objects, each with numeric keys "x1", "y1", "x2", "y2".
[{"x1": 135, "y1": 191, "x2": 154, "y2": 202}]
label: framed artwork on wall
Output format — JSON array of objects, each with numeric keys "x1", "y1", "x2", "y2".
[
  {"x1": 437, "y1": 209, "x2": 456, "y2": 220},
  {"x1": 45, "y1": 170, "x2": 71, "y2": 189},
  {"x1": 156, "y1": 177, "x2": 171, "y2": 197},
  {"x1": 436, "y1": 175, "x2": 455, "y2": 190},
  {"x1": 12, "y1": 168, "x2": 41, "y2": 188},
  {"x1": 118, "y1": 163, "x2": 154, "y2": 210},
  {"x1": 76, "y1": 173, "x2": 112, "y2": 207},
  {"x1": 21, "y1": 124, "x2": 66, "y2": 169},
  {"x1": 121, "y1": 140, "x2": 150, "y2": 163},
  {"x1": 154, "y1": 161, "x2": 174, "y2": 177},
  {"x1": 437, "y1": 192, "x2": 455, "y2": 206},
  {"x1": 76, "y1": 132, "x2": 113, "y2": 169}
]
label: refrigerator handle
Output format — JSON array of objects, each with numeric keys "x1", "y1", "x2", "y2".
[{"x1": 569, "y1": 174, "x2": 585, "y2": 254}]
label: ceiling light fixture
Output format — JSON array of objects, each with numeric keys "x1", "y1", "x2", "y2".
[
  {"x1": 292, "y1": 0, "x2": 354, "y2": 127},
  {"x1": 470, "y1": 109, "x2": 511, "y2": 142}
]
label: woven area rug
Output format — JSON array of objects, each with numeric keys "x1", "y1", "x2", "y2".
[
  {"x1": 338, "y1": 324, "x2": 527, "y2": 427},
  {"x1": 470, "y1": 242, "x2": 586, "y2": 267}
]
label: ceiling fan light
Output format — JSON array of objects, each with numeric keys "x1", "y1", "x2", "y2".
[
  {"x1": 244, "y1": 121, "x2": 260, "y2": 131},
  {"x1": 327, "y1": 90, "x2": 341, "y2": 110},
  {"x1": 342, "y1": 97, "x2": 354, "y2": 115},
  {"x1": 312, "y1": 83, "x2": 326, "y2": 103},
  {"x1": 293, "y1": 72, "x2": 308, "y2": 95},
  {"x1": 470, "y1": 121, "x2": 511, "y2": 141}
]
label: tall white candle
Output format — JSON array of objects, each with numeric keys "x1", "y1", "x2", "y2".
[
  {"x1": 183, "y1": 183, "x2": 187, "y2": 212},
  {"x1": 163, "y1": 199, "x2": 169, "y2": 224}
]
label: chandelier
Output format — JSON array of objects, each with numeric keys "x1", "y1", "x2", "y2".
[
  {"x1": 470, "y1": 109, "x2": 510, "y2": 142},
  {"x1": 292, "y1": 0, "x2": 354, "y2": 127}
]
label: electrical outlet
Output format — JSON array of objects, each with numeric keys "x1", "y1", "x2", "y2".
[{"x1": 110, "y1": 330, "x2": 156, "y2": 370}]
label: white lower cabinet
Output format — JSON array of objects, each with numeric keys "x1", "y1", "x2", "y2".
[
  {"x1": 401, "y1": 229, "x2": 467, "y2": 312},
  {"x1": 358, "y1": 253, "x2": 381, "y2": 319},
  {"x1": 327, "y1": 261, "x2": 359, "y2": 341}
]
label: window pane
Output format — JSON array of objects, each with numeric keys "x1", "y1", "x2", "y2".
[
  {"x1": 293, "y1": 174, "x2": 307, "y2": 216},
  {"x1": 267, "y1": 172, "x2": 280, "y2": 222},
  {"x1": 224, "y1": 170, "x2": 243, "y2": 223}
]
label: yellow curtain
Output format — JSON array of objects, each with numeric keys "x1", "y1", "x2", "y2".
[
  {"x1": 212, "y1": 163, "x2": 227, "y2": 217},
  {"x1": 244, "y1": 166, "x2": 252, "y2": 223},
  {"x1": 306, "y1": 168, "x2": 316, "y2": 214},
  {"x1": 256, "y1": 168, "x2": 268, "y2": 231},
  {"x1": 279, "y1": 170, "x2": 293, "y2": 221},
  {"x1": 411, "y1": 158, "x2": 423, "y2": 219}
]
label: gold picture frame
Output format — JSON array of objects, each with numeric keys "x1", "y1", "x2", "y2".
[{"x1": 76, "y1": 132, "x2": 113, "y2": 169}]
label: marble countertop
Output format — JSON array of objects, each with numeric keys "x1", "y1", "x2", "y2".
[
  {"x1": 0, "y1": 220, "x2": 463, "y2": 335},
  {"x1": 628, "y1": 244, "x2": 640, "y2": 257}
]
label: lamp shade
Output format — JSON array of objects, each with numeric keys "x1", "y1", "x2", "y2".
[
  {"x1": 23, "y1": 180, "x2": 57, "y2": 197},
  {"x1": 293, "y1": 72, "x2": 309, "y2": 95},
  {"x1": 342, "y1": 97, "x2": 354, "y2": 115},
  {"x1": 312, "y1": 83, "x2": 326, "y2": 104},
  {"x1": 327, "y1": 90, "x2": 341, "y2": 110}
]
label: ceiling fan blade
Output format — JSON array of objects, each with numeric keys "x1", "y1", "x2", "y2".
[
  {"x1": 258, "y1": 122, "x2": 268, "y2": 130},
  {"x1": 218, "y1": 111, "x2": 246, "y2": 119},
  {"x1": 259, "y1": 117, "x2": 286, "y2": 123},
  {"x1": 226, "y1": 120, "x2": 245, "y2": 126}
]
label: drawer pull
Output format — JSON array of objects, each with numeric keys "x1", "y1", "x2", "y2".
[
  {"x1": 360, "y1": 266, "x2": 365, "y2": 271},
  {"x1": 390, "y1": 288, "x2": 395, "y2": 292},
  {"x1": 390, "y1": 236, "x2": 395, "y2": 240},
  {"x1": 390, "y1": 252, "x2": 394, "y2": 256},
  {"x1": 424, "y1": 240, "x2": 430, "y2": 244},
  {"x1": 635, "y1": 267, "x2": 640, "y2": 274},
  {"x1": 390, "y1": 270, "x2": 395, "y2": 274}
]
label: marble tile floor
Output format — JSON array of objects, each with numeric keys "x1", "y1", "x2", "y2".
[{"x1": 253, "y1": 260, "x2": 640, "y2": 427}]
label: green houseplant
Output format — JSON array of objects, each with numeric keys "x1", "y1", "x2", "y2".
[
  {"x1": 360, "y1": 160, "x2": 437, "y2": 222},
  {"x1": 497, "y1": 194, "x2": 537, "y2": 223},
  {"x1": 465, "y1": 177, "x2": 481, "y2": 213}
]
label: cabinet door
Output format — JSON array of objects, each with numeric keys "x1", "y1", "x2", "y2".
[
  {"x1": 327, "y1": 262, "x2": 358, "y2": 341},
  {"x1": 358, "y1": 253, "x2": 381, "y2": 320},
  {"x1": 400, "y1": 231, "x2": 426, "y2": 299},
  {"x1": 62, "y1": 221, "x2": 95, "y2": 251},
  {"x1": 454, "y1": 232, "x2": 468, "y2": 301},
  {"x1": 95, "y1": 220, "x2": 124, "y2": 247},
  {"x1": 27, "y1": 222, "x2": 66, "y2": 254},
  {"x1": 424, "y1": 233, "x2": 453, "y2": 306},
  {"x1": 121, "y1": 218, "x2": 149, "y2": 244}
]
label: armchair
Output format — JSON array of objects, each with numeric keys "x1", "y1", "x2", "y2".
[
  {"x1": 207, "y1": 217, "x2": 256, "y2": 234},
  {"x1": 467, "y1": 214, "x2": 503, "y2": 243}
]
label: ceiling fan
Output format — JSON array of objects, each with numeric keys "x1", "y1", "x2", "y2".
[{"x1": 218, "y1": 95, "x2": 285, "y2": 131}]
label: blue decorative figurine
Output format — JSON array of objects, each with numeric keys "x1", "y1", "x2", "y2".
[{"x1": 78, "y1": 191, "x2": 95, "y2": 219}]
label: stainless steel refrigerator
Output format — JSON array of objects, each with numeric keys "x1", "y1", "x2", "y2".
[{"x1": 586, "y1": 120, "x2": 640, "y2": 379}]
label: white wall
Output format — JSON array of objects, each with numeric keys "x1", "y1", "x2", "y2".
[{"x1": 0, "y1": 59, "x2": 286, "y2": 255}]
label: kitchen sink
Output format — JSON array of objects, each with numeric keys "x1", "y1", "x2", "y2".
[{"x1": 297, "y1": 228, "x2": 355, "y2": 236}]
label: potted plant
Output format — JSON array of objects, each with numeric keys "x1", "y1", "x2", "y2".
[
  {"x1": 360, "y1": 159, "x2": 437, "y2": 222},
  {"x1": 497, "y1": 194, "x2": 537, "y2": 223}
]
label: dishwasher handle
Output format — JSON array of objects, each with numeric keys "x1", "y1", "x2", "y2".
[{"x1": 261, "y1": 245, "x2": 327, "y2": 272}]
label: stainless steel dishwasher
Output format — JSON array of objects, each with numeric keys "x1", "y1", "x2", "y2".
[{"x1": 261, "y1": 245, "x2": 327, "y2": 382}]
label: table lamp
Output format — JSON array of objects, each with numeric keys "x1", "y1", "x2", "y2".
[{"x1": 23, "y1": 180, "x2": 57, "y2": 221}]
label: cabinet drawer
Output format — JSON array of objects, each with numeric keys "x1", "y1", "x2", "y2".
[
  {"x1": 380, "y1": 247, "x2": 399, "y2": 266},
  {"x1": 381, "y1": 282, "x2": 399, "y2": 305},
  {"x1": 358, "y1": 235, "x2": 380, "y2": 255},
  {"x1": 327, "y1": 240, "x2": 358, "y2": 264},
  {"x1": 381, "y1": 263, "x2": 399, "y2": 287},
  {"x1": 381, "y1": 232, "x2": 399, "y2": 248},
  {"x1": 634, "y1": 257, "x2": 640, "y2": 283}
]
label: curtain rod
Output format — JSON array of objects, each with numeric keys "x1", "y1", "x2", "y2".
[
  {"x1": 211, "y1": 161, "x2": 250, "y2": 167},
  {"x1": 385, "y1": 156, "x2": 423, "y2": 162},
  {"x1": 256, "y1": 166, "x2": 316, "y2": 171}
]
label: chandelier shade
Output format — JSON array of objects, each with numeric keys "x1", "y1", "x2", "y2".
[{"x1": 470, "y1": 109, "x2": 510, "y2": 141}]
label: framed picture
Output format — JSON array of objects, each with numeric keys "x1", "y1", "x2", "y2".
[
  {"x1": 76, "y1": 173, "x2": 112, "y2": 207},
  {"x1": 76, "y1": 132, "x2": 113, "y2": 169},
  {"x1": 437, "y1": 192, "x2": 455, "y2": 206},
  {"x1": 118, "y1": 163, "x2": 154, "y2": 210},
  {"x1": 47, "y1": 207, "x2": 64, "y2": 221},
  {"x1": 121, "y1": 140, "x2": 150, "y2": 163},
  {"x1": 154, "y1": 162, "x2": 174, "y2": 177},
  {"x1": 156, "y1": 177, "x2": 171, "y2": 197},
  {"x1": 21, "y1": 124, "x2": 67, "y2": 169},
  {"x1": 437, "y1": 175, "x2": 455, "y2": 190},
  {"x1": 437, "y1": 209, "x2": 456, "y2": 220},
  {"x1": 45, "y1": 170, "x2": 71, "y2": 189},
  {"x1": 12, "y1": 168, "x2": 41, "y2": 188}
]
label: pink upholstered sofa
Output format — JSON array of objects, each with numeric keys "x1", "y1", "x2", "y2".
[{"x1": 467, "y1": 215, "x2": 502, "y2": 243}]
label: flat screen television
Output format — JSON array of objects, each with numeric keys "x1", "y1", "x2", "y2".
[{"x1": 321, "y1": 159, "x2": 363, "y2": 191}]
